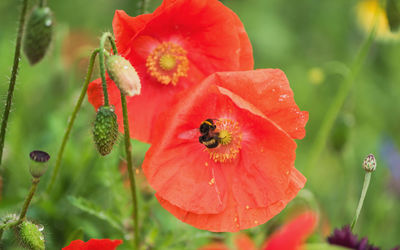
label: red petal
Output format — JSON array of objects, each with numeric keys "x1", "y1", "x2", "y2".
[
  {"x1": 62, "y1": 239, "x2": 123, "y2": 250},
  {"x1": 156, "y1": 169, "x2": 304, "y2": 232},
  {"x1": 235, "y1": 234, "x2": 257, "y2": 250},
  {"x1": 113, "y1": 10, "x2": 153, "y2": 56},
  {"x1": 214, "y1": 70, "x2": 308, "y2": 139},
  {"x1": 263, "y1": 212, "x2": 317, "y2": 250}
]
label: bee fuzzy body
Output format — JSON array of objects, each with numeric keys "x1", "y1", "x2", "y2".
[{"x1": 199, "y1": 119, "x2": 220, "y2": 149}]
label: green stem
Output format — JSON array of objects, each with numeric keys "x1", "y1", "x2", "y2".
[
  {"x1": 306, "y1": 21, "x2": 377, "y2": 171},
  {"x1": 39, "y1": 0, "x2": 46, "y2": 7},
  {"x1": 18, "y1": 178, "x2": 40, "y2": 223},
  {"x1": 99, "y1": 32, "x2": 118, "y2": 106},
  {"x1": 0, "y1": 177, "x2": 40, "y2": 240},
  {"x1": 46, "y1": 49, "x2": 100, "y2": 193},
  {"x1": 0, "y1": 0, "x2": 29, "y2": 167},
  {"x1": 120, "y1": 93, "x2": 139, "y2": 249},
  {"x1": 350, "y1": 172, "x2": 372, "y2": 231},
  {"x1": 140, "y1": 0, "x2": 149, "y2": 14}
]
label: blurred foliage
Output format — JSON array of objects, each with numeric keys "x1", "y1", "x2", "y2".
[{"x1": 0, "y1": 0, "x2": 400, "y2": 249}]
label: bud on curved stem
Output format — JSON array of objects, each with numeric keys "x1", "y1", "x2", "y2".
[
  {"x1": 23, "y1": 6, "x2": 53, "y2": 65},
  {"x1": 106, "y1": 55, "x2": 141, "y2": 97},
  {"x1": 93, "y1": 106, "x2": 119, "y2": 156}
]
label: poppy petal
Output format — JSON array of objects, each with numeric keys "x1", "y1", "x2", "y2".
[
  {"x1": 214, "y1": 70, "x2": 308, "y2": 139},
  {"x1": 263, "y1": 211, "x2": 317, "y2": 250},
  {"x1": 62, "y1": 239, "x2": 123, "y2": 250},
  {"x1": 156, "y1": 168, "x2": 305, "y2": 232}
]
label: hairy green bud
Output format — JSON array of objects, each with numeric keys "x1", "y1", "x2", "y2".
[
  {"x1": 93, "y1": 106, "x2": 119, "y2": 156},
  {"x1": 15, "y1": 221, "x2": 45, "y2": 250},
  {"x1": 106, "y1": 55, "x2": 141, "y2": 96},
  {"x1": 23, "y1": 7, "x2": 53, "y2": 65}
]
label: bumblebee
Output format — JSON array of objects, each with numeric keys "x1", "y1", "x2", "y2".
[
  {"x1": 199, "y1": 134, "x2": 219, "y2": 148},
  {"x1": 199, "y1": 119, "x2": 216, "y2": 135},
  {"x1": 199, "y1": 119, "x2": 220, "y2": 148}
]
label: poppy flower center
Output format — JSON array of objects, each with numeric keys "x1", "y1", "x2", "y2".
[
  {"x1": 146, "y1": 42, "x2": 189, "y2": 86},
  {"x1": 206, "y1": 118, "x2": 242, "y2": 163}
]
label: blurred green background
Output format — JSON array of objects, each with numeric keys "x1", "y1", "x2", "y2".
[{"x1": 1, "y1": 0, "x2": 400, "y2": 249}]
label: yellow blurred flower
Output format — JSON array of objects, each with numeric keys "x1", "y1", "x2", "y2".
[
  {"x1": 308, "y1": 67, "x2": 325, "y2": 85},
  {"x1": 356, "y1": 0, "x2": 400, "y2": 41}
]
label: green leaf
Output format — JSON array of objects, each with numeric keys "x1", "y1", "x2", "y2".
[
  {"x1": 305, "y1": 243, "x2": 350, "y2": 250},
  {"x1": 68, "y1": 196, "x2": 123, "y2": 231}
]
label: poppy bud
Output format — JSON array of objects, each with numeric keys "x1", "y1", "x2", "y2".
[
  {"x1": 363, "y1": 154, "x2": 376, "y2": 172},
  {"x1": 387, "y1": 0, "x2": 400, "y2": 32},
  {"x1": 106, "y1": 55, "x2": 141, "y2": 96},
  {"x1": 15, "y1": 220, "x2": 45, "y2": 250},
  {"x1": 23, "y1": 7, "x2": 53, "y2": 65},
  {"x1": 93, "y1": 106, "x2": 119, "y2": 156},
  {"x1": 29, "y1": 151, "x2": 50, "y2": 178}
]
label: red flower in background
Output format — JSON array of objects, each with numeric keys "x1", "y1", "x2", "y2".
[
  {"x1": 199, "y1": 212, "x2": 317, "y2": 250},
  {"x1": 143, "y1": 69, "x2": 308, "y2": 231},
  {"x1": 62, "y1": 239, "x2": 122, "y2": 250},
  {"x1": 263, "y1": 212, "x2": 317, "y2": 250},
  {"x1": 199, "y1": 234, "x2": 256, "y2": 250},
  {"x1": 87, "y1": 0, "x2": 253, "y2": 143}
]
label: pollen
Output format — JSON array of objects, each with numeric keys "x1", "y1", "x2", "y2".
[
  {"x1": 146, "y1": 42, "x2": 189, "y2": 85},
  {"x1": 207, "y1": 118, "x2": 242, "y2": 163},
  {"x1": 159, "y1": 54, "x2": 176, "y2": 70}
]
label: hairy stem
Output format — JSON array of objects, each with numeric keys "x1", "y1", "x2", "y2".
[
  {"x1": 19, "y1": 178, "x2": 40, "y2": 223},
  {"x1": 120, "y1": 93, "x2": 139, "y2": 249},
  {"x1": 46, "y1": 49, "x2": 100, "y2": 193},
  {"x1": 140, "y1": 0, "x2": 149, "y2": 14},
  {"x1": 0, "y1": 0, "x2": 29, "y2": 167},
  {"x1": 306, "y1": 21, "x2": 377, "y2": 172},
  {"x1": 99, "y1": 32, "x2": 118, "y2": 106},
  {"x1": 351, "y1": 172, "x2": 372, "y2": 231}
]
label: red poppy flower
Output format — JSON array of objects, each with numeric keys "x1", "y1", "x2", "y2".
[
  {"x1": 199, "y1": 211, "x2": 317, "y2": 250},
  {"x1": 142, "y1": 69, "x2": 308, "y2": 231},
  {"x1": 62, "y1": 239, "x2": 122, "y2": 250},
  {"x1": 263, "y1": 211, "x2": 317, "y2": 250},
  {"x1": 87, "y1": 0, "x2": 253, "y2": 143}
]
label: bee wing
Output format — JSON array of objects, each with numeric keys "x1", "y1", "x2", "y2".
[{"x1": 178, "y1": 128, "x2": 199, "y2": 140}]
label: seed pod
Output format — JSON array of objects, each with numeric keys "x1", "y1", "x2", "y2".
[
  {"x1": 106, "y1": 55, "x2": 141, "y2": 96},
  {"x1": 93, "y1": 106, "x2": 119, "y2": 156},
  {"x1": 29, "y1": 150, "x2": 50, "y2": 178},
  {"x1": 387, "y1": 0, "x2": 400, "y2": 32},
  {"x1": 23, "y1": 7, "x2": 53, "y2": 65},
  {"x1": 15, "y1": 221, "x2": 45, "y2": 250}
]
